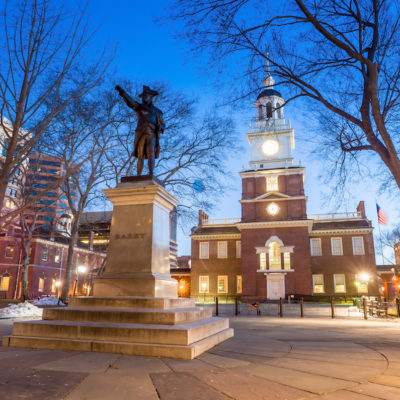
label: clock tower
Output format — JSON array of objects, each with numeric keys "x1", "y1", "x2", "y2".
[{"x1": 238, "y1": 59, "x2": 312, "y2": 301}]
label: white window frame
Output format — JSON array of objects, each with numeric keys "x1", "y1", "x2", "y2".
[
  {"x1": 236, "y1": 241, "x2": 241, "y2": 258},
  {"x1": 310, "y1": 238, "x2": 322, "y2": 256},
  {"x1": 199, "y1": 242, "x2": 209, "y2": 259},
  {"x1": 199, "y1": 275, "x2": 209, "y2": 293},
  {"x1": 217, "y1": 275, "x2": 228, "y2": 293},
  {"x1": 236, "y1": 275, "x2": 242, "y2": 293},
  {"x1": 352, "y1": 237, "x2": 365, "y2": 255},
  {"x1": 42, "y1": 246, "x2": 48, "y2": 261},
  {"x1": 217, "y1": 241, "x2": 228, "y2": 259},
  {"x1": 331, "y1": 237, "x2": 343, "y2": 256},
  {"x1": 283, "y1": 252, "x2": 291, "y2": 270},
  {"x1": 334, "y1": 274, "x2": 346, "y2": 293},
  {"x1": 266, "y1": 176, "x2": 278, "y2": 191},
  {"x1": 312, "y1": 274, "x2": 325, "y2": 294}
]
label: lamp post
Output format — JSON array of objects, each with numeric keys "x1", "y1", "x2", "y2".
[
  {"x1": 202, "y1": 282, "x2": 207, "y2": 303},
  {"x1": 73, "y1": 265, "x2": 87, "y2": 296}
]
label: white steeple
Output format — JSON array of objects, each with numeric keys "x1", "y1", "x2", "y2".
[{"x1": 246, "y1": 55, "x2": 295, "y2": 170}]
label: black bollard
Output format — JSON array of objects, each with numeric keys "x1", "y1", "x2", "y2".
[
  {"x1": 363, "y1": 297, "x2": 368, "y2": 320},
  {"x1": 279, "y1": 297, "x2": 283, "y2": 317},
  {"x1": 330, "y1": 296, "x2": 335, "y2": 319},
  {"x1": 300, "y1": 297, "x2": 304, "y2": 318},
  {"x1": 215, "y1": 296, "x2": 219, "y2": 316},
  {"x1": 397, "y1": 298, "x2": 400, "y2": 318},
  {"x1": 235, "y1": 296, "x2": 239, "y2": 316}
]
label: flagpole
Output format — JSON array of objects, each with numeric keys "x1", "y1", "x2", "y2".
[{"x1": 375, "y1": 197, "x2": 385, "y2": 265}]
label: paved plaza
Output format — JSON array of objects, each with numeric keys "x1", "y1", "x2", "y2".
[{"x1": 1, "y1": 316, "x2": 400, "y2": 399}]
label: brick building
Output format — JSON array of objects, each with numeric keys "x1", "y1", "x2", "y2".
[
  {"x1": 191, "y1": 63, "x2": 378, "y2": 301},
  {"x1": 0, "y1": 234, "x2": 105, "y2": 299}
]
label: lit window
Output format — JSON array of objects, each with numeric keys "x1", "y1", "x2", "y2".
[
  {"x1": 51, "y1": 278, "x2": 57, "y2": 293},
  {"x1": 310, "y1": 238, "x2": 322, "y2": 256},
  {"x1": 199, "y1": 275, "x2": 209, "y2": 293},
  {"x1": 217, "y1": 276, "x2": 228, "y2": 293},
  {"x1": 0, "y1": 274, "x2": 10, "y2": 291},
  {"x1": 352, "y1": 237, "x2": 365, "y2": 255},
  {"x1": 54, "y1": 249, "x2": 61, "y2": 263},
  {"x1": 266, "y1": 176, "x2": 278, "y2": 191},
  {"x1": 334, "y1": 274, "x2": 346, "y2": 293},
  {"x1": 331, "y1": 237, "x2": 343, "y2": 256},
  {"x1": 42, "y1": 247, "x2": 48, "y2": 261},
  {"x1": 38, "y1": 276, "x2": 45, "y2": 292},
  {"x1": 236, "y1": 275, "x2": 242, "y2": 293},
  {"x1": 259, "y1": 253, "x2": 266, "y2": 270},
  {"x1": 5, "y1": 245, "x2": 14, "y2": 258},
  {"x1": 217, "y1": 241, "x2": 227, "y2": 259},
  {"x1": 5, "y1": 198, "x2": 16, "y2": 209},
  {"x1": 269, "y1": 241, "x2": 281, "y2": 270},
  {"x1": 312, "y1": 274, "x2": 324, "y2": 293},
  {"x1": 284, "y1": 252, "x2": 291, "y2": 270},
  {"x1": 199, "y1": 242, "x2": 209, "y2": 259},
  {"x1": 236, "y1": 241, "x2": 241, "y2": 258}
]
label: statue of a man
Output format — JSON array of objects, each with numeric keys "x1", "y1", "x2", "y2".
[{"x1": 115, "y1": 85, "x2": 165, "y2": 176}]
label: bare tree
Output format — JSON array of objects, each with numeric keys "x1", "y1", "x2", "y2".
[
  {"x1": 0, "y1": 0, "x2": 110, "y2": 221},
  {"x1": 171, "y1": 0, "x2": 400, "y2": 192}
]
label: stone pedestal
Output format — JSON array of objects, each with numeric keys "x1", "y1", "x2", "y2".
[
  {"x1": 93, "y1": 178, "x2": 179, "y2": 297},
  {"x1": 3, "y1": 177, "x2": 233, "y2": 359}
]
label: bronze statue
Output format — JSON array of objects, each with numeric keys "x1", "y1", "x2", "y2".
[{"x1": 115, "y1": 85, "x2": 165, "y2": 176}]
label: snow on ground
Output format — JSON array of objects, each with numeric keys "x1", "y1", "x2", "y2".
[
  {"x1": 0, "y1": 302, "x2": 43, "y2": 318},
  {"x1": 34, "y1": 297, "x2": 65, "y2": 306}
]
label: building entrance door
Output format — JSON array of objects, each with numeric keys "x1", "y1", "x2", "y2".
[{"x1": 267, "y1": 274, "x2": 285, "y2": 300}]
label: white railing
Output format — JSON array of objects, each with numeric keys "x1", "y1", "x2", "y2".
[
  {"x1": 248, "y1": 119, "x2": 291, "y2": 133},
  {"x1": 308, "y1": 212, "x2": 362, "y2": 220},
  {"x1": 202, "y1": 218, "x2": 241, "y2": 225}
]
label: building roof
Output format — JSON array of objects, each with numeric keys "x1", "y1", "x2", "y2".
[
  {"x1": 191, "y1": 226, "x2": 240, "y2": 235},
  {"x1": 311, "y1": 219, "x2": 371, "y2": 231},
  {"x1": 79, "y1": 211, "x2": 112, "y2": 226},
  {"x1": 256, "y1": 88, "x2": 282, "y2": 100}
]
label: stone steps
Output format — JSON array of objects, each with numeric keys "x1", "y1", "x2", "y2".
[
  {"x1": 68, "y1": 296, "x2": 196, "y2": 309},
  {"x1": 42, "y1": 306, "x2": 212, "y2": 325},
  {"x1": 2, "y1": 328, "x2": 234, "y2": 359},
  {"x1": 10, "y1": 317, "x2": 228, "y2": 345}
]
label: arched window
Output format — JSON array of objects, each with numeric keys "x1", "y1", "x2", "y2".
[
  {"x1": 258, "y1": 105, "x2": 263, "y2": 119},
  {"x1": 266, "y1": 102, "x2": 272, "y2": 118},
  {"x1": 276, "y1": 103, "x2": 282, "y2": 118},
  {"x1": 269, "y1": 241, "x2": 281, "y2": 270}
]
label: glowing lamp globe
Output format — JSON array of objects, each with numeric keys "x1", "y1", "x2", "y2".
[{"x1": 262, "y1": 139, "x2": 279, "y2": 156}]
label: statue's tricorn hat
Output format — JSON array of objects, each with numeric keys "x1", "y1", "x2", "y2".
[{"x1": 139, "y1": 85, "x2": 159, "y2": 98}]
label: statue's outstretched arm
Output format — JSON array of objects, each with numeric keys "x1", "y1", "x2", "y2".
[{"x1": 115, "y1": 85, "x2": 139, "y2": 110}]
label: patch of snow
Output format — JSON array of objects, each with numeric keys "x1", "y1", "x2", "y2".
[
  {"x1": 34, "y1": 297, "x2": 65, "y2": 306},
  {"x1": 0, "y1": 302, "x2": 43, "y2": 318}
]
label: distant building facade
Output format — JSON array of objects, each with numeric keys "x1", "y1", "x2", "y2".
[
  {"x1": 0, "y1": 234, "x2": 105, "y2": 299},
  {"x1": 191, "y1": 63, "x2": 378, "y2": 301}
]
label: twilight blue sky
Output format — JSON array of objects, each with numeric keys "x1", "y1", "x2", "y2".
[{"x1": 84, "y1": 0, "x2": 397, "y2": 262}]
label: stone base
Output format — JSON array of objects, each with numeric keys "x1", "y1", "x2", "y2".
[
  {"x1": 2, "y1": 296, "x2": 233, "y2": 359},
  {"x1": 93, "y1": 275, "x2": 178, "y2": 298}
]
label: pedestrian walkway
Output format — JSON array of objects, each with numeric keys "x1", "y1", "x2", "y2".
[{"x1": 1, "y1": 316, "x2": 400, "y2": 399}]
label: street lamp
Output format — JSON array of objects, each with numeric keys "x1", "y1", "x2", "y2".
[
  {"x1": 55, "y1": 280, "x2": 61, "y2": 298},
  {"x1": 73, "y1": 265, "x2": 87, "y2": 296},
  {"x1": 359, "y1": 272, "x2": 370, "y2": 297}
]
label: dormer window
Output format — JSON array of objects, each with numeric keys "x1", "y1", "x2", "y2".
[{"x1": 266, "y1": 102, "x2": 272, "y2": 118}]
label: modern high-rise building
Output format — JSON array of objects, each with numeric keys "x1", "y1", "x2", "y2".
[{"x1": 26, "y1": 154, "x2": 78, "y2": 234}]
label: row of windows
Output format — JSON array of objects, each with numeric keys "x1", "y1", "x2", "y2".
[
  {"x1": 29, "y1": 159, "x2": 61, "y2": 168},
  {"x1": 199, "y1": 275, "x2": 242, "y2": 294},
  {"x1": 312, "y1": 274, "x2": 368, "y2": 294},
  {"x1": 199, "y1": 241, "x2": 241, "y2": 259},
  {"x1": 310, "y1": 237, "x2": 365, "y2": 256}
]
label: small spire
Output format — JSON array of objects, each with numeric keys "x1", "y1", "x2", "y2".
[{"x1": 262, "y1": 51, "x2": 275, "y2": 88}]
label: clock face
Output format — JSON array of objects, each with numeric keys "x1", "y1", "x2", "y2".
[
  {"x1": 267, "y1": 202, "x2": 280, "y2": 216},
  {"x1": 262, "y1": 139, "x2": 279, "y2": 156}
]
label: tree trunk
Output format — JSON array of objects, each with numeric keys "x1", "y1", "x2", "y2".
[
  {"x1": 21, "y1": 241, "x2": 32, "y2": 300},
  {"x1": 61, "y1": 222, "x2": 79, "y2": 303}
]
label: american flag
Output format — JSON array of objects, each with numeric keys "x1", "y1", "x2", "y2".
[{"x1": 376, "y1": 203, "x2": 388, "y2": 225}]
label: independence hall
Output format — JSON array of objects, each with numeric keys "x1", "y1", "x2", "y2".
[{"x1": 191, "y1": 64, "x2": 378, "y2": 302}]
